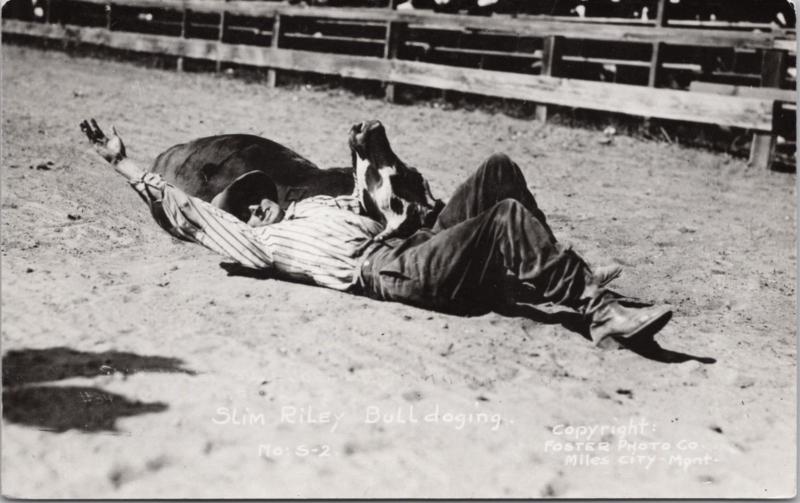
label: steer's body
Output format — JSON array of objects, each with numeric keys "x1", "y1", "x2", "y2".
[
  {"x1": 150, "y1": 134, "x2": 354, "y2": 208},
  {"x1": 150, "y1": 123, "x2": 443, "y2": 240}
]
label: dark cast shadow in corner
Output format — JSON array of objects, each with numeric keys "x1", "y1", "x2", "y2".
[
  {"x1": 2, "y1": 346, "x2": 196, "y2": 387},
  {"x1": 3, "y1": 386, "x2": 167, "y2": 433},
  {"x1": 497, "y1": 304, "x2": 716, "y2": 365},
  {"x1": 3, "y1": 347, "x2": 196, "y2": 433}
]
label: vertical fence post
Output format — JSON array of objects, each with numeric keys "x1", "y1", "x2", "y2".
[
  {"x1": 177, "y1": 7, "x2": 188, "y2": 71},
  {"x1": 535, "y1": 35, "x2": 562, "y2": 122},
  {"x1": 267, "y1": 13, "x2": 282, "y2": 87},
  {"x1": 104, "y1": 1, "x2": 113, "y2": 30},
  {"x1": 641, "y1": 0, "x2": 668, "y2": 132},
  {"x1": 45, "y1": 0, "x2": 53, "y2": 24},
  {"x1": 647, "y1": 43, "x2": 662, "y2": 87},
  {"x1": 749, "y1": 49, "x2": 786, "y2": 169},
  {"x1": 383, "y1": 21, "x2": 406, "y2": 103},
  {"x1": 216, "y1": 0, "x2": 227, "y2": 73},
  {"x1": 647, "y1": 0, "x2": 667, "y2": 88}
]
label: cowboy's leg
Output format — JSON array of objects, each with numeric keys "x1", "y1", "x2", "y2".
[
  {"x1": 364, "y1": 198, "x2": 672, "y2": 347},
  {"x1": 366, "y1": 199, "x2": 585, "y2": 313},
  {"x1": 432, "y1": 153, "x2": 556, "y2": 241}
]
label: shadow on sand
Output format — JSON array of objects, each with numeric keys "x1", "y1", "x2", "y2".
[
  {"x1": 497, "y1": 304, "x2": 716, "y2": 365},
  {"x1": 3, "y1": 346, "x2": 196, "y2": 386},
  {"x1": 3, "y1": 347, "x2": 195, "y2": 433},
  {"x1": 222, "y1": 258, "x2": 716, "y2": 365},
  {"x1": 3, "y1": 386, "x2": 167, "y2": 433}
]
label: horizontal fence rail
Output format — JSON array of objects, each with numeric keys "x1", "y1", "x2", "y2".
[
  {"x1": 3, "y1": 0, "x2": 795, "y2": 168},
  {"x1": 43, "y1": 0, "x2": 798, "y2": 49}
]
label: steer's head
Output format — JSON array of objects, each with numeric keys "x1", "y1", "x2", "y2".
[{"x1": 348, "y1": 120, "x2": 442, "y2": 238}]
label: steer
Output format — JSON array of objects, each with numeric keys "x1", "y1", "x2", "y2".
[{"x1": 150, "y1": 120, "x2": 443, "y2": 240}]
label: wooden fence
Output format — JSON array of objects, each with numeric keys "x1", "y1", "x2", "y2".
[{"x1": 3, "y1": 0, "x2": 796, "y2": 168}]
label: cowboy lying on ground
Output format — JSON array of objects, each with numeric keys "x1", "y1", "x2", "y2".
[{"x1": 80, "y1": 118, "x2": 671, "y2": 349}]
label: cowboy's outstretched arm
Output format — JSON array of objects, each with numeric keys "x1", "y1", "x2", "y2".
[
  {"x1": 80, "y1": 119, "x2": 274, "y2": 270},
  {"x1": 79, "y1": 119, "x2": 176, "y2": 222}
]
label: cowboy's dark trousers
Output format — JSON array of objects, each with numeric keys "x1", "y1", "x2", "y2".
[{"x1": 358, "y1": 153, "x2": 590, "y2": 313}]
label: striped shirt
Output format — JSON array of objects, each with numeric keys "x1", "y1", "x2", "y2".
[{"x1": 131, "y1": 172, "x2": 385, "y2": 290}]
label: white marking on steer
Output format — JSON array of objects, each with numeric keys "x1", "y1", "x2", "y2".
[{"x1": 353, "y1": 152, "x2": 407, "y2": 238}]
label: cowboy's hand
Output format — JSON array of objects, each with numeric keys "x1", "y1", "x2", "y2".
[
  {"x1": 353, "y1": 228, "x2": 395, "y2": 255},
  {"x1": 80, "y1": 118, "x2": 126, "y2": 164},
  {"x1": 354, "y1": 237, "x2": 377, "y2": 256},
  {"x1": 371, "y1": 227, "x2": 397, "y2": 244}
]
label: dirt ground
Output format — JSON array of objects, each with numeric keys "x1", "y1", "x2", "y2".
[{"x1": 1, "y1": 44, "x2": 796, "y2": 498}]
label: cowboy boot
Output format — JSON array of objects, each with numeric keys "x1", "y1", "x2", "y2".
[{"x1": 584, "y1": 289, "x2": 672, "y2": 349}]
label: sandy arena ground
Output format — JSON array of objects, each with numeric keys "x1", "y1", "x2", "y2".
[{"x1": 1, "y1": 44, "x2": 796, "y2": 498}]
